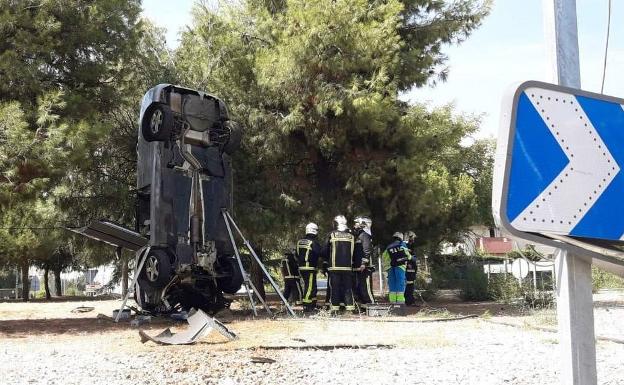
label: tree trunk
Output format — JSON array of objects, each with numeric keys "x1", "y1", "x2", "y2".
[
  {"x1": 119, "y1": 247, "x2": 129, "y2": 298},
  {"x1": 44, "y1": 266, "x2": 51, "y2": 300},
  {"x1": 250, "y1": 242, "x2": 266, "y2": 300},
  {"x1": 53, "y1": 268, "x2": 62, "y2": 296},
  {"x1": 20, "y1": 259, "x2": 30, "y2": 302}
]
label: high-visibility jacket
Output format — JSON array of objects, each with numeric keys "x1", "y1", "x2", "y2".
[
  {"x1": 382, "y1": 240, "x2": 412, "y2": 271},
  {"x1": 280, "y1": 253, "x2": 300, "y2": 279},
  {"x1": 296, "y1": 234, "x2": 322, "y2": 271},
  {"x1": 324, "y1": 230, "x2": 355, "y2": 271}
]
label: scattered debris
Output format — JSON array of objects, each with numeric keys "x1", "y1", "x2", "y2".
[
  {"x1": 71, "y1": 306, "x2": 95, "y2": 313},
  {"x1": 291, "y1": 338, "x2": 306, "y2": 343},
  {"x1": 366, "y1": 305, "x2": 392, "y2": 317},
  {"x1": 250, "y1": 356, "x2": 276, "y2": 364},
  {"x1": 139, "y1": 309, "x2": 237, "y2": 345}
]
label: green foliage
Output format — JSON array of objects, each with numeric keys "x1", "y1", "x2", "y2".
[
  {"x1": 177, "y1": 0, "x2": 492, "y2": 250},
  {"x1": 415, "y1": 267, "x2": 438, "y2": 301},
  {"x1": 487, "y1": 274, "x2": 521, "y2": 303},
  {"x1": 1, "y1": 0, "x2": 493, "y2": 276},
  {"x1": 0, "y1": 1, "x2": 170, "y2": 275},
  {"x1": 592, "y1": 266, "x2": 624, "y2": 292},
  {"x1": 506, "y1": 245, "x2": 543, "y2": 262},
  {"x1": 459, "y1": 263, "x2": 489, "y2": 301}
]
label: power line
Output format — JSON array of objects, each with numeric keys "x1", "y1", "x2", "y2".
[{"x1": 601, "y1": 0, "x2": 612, "y2": 94}]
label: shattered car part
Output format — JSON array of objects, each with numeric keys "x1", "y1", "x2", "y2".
[{"x1": 138, "y1": 309, "x2": 237, "y2": 345}]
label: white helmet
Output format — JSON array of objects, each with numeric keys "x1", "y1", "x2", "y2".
[
  {"x1": 353, "y1": 216, "x2": 372, "y2": 230},
  {"x1": 333, "y1": 215, "x2": 348, "y2": 231},
  {"x1": 393, "y1": 231, "x2": 404, "y2": 241},
  {"x1": 305, "y1": 222, "x2": 319, "y2": 235}
]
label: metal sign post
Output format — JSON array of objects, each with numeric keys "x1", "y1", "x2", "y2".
[
  {"x1": 544, "y1": 1, "x2": 596, "y2": 383},
  {"x1": 491, "y1": 1, "x2": 616, "y2": 383}
]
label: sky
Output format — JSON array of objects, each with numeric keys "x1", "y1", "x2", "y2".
[{"x1": 141, "y1": 0, "x2": 624, "y2": 139}]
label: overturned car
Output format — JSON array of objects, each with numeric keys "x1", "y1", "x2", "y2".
[
  {"x1": 78, "y1": 84, "x2": 244, "y2": 314},
  {"x1": 135, "y1": 84, "x2": 244, "y2": 313}
]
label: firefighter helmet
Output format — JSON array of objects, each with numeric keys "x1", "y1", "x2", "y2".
[
  {"x1": 353, "y1": 216, "x2": 372, "y2": 230},
  {"x1": 333, "y1": 215, "x2": 348, "y2": 231},
  {"x1": 305, "y1": 222, "x2": 319, "y2": 235}
]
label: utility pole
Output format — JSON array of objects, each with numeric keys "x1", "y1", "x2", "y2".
[{"x1": 543, "y1": 1, "x2": 597, "y2": 384}]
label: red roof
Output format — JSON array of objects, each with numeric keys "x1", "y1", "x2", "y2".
[{"x1": 478, "y1": 237, "x2": 512, "y2": 255}]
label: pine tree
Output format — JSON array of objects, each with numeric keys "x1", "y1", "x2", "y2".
[{"x1": 177, "y1": 0, "x2": 492, "y2": 249}]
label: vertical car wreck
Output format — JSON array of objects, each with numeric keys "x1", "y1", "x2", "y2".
[
  {"x1": 77, "y1": 84, "x2": 244, "y2": 314},
  {"x1": 135, "y1": 84, "x2": 244, "y2": 313}
]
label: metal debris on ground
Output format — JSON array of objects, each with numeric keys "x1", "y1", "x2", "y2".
[
  {"x1": 366, "y1": 304, "x2": 392, "y2": 317},
  {"x1": 71, "y1": 306, "x2": 95, "y2": 313},
  {"x1": 139, "y1": 309, "x2": 237, "y2": 345}
]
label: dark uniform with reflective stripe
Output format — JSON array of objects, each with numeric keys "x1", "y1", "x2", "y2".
[
  {"x1": 325, "y1": 230, "x2": 356, "y2": 311},
  {"x1": 405, "y1": 258, "x2": 417, "y2": 305},
  {"x1": 280, "y1": 252, "x2": 302, "y2": 305},
  {"x1": 353, "y1": 230, "x2": 375, "y2": 306},
  {"x1": 296, "y1": 234, "x2": 322, "y2": 311}
]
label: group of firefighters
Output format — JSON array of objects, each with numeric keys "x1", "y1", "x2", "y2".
[{"x1": 280, "y1": 215, "x2": 419, "y2": 313}]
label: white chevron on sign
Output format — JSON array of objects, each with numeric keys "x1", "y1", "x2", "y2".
[{"x1": 510, "y1": 87, "x2": 619, "y2": 234}]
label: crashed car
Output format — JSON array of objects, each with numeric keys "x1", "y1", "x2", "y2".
[{"x1": 134, "y1": 84, "x2": 244, "y2": 313}]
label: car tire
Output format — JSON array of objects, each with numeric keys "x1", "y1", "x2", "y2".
[
  {"x1": 223, "y1": 120, "x2": 242, "y2": 154},
  {"x1": 141, "y1": 103, "x2": 174, "y2": 142},
  {"x1": 217, "y1": 256, "x2": 244, "y2": 294},
  {"x1": 140, "y1": 249, "x2": 173, "y2": 289}
]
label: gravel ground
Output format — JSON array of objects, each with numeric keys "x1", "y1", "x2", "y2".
[{"x1": 1, "y1": 291, "x2": 623, "y2": 385}]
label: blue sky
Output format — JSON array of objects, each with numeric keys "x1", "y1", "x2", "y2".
[{"x1": 142, "y1": 0, "x2": 624, "y2": 138}]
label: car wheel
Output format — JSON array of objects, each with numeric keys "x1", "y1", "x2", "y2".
[
  {"x1": 141, "y1": 103, "x2": 174, "y2": 142},
  {"x1": 217, "y1": 256, "x2": 244, "y2": 294},
  {"x1": 140, "y1": 249, "x2": 173, "y2": 288}
]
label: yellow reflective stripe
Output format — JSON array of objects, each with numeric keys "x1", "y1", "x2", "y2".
[
  {"x1": 328, "y1": 267, "x2": 352, "y2": 271},
  {"x1": 305, "y1": 272, "x2": 314, "y2": 301},
  {"x1": 299, "y1": 267, "x2": 317, "y2": 271}
]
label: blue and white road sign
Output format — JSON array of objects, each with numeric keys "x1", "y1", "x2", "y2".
[{"x1": 493, "y1": 81, "x2": 624, "y2": 243}]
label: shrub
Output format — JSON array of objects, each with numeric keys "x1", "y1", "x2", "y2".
[
  {"x1": 488, "y1": 274, "x2": 553, "y2": 309},
  {"x1": 459, "y1": 263, "x2": 490, "y2": 301},
  {"x1": 416, "y1": 268, "x2": 438, "y2": 301},
  {"x1": 487, "y1": 274, "x2": 521, "y2": 303},
  {"x1": 592, "y1": 266, "x2": 624, "y2": 292}
]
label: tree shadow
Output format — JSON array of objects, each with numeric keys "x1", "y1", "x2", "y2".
[{"x1": 0, "y1": 317, "x2": 177, "y2": 337}]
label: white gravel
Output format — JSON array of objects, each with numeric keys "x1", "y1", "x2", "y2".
[{"x1": 1, "y1": 292, "x2": 624, "y2": 385}]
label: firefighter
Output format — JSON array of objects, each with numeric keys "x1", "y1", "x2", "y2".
[
  {"x1": 382, "y1": 232, "x2": 412, "y2": 305},
  {"x1": 324, "y1": 215, "x2": 356, "y2": 313},
  {"x1": 296, "y1": 222, "x2": 323, "y2": 312},
  {"x1": 404, "y1": 231, "x2": 418, "y2": 306},
  {"x1": 352, "y1": 216, "x2": 375, "y2": 307},
  {"x1": 280, "y1": 249, "x2": 302, "y2": 306}
]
